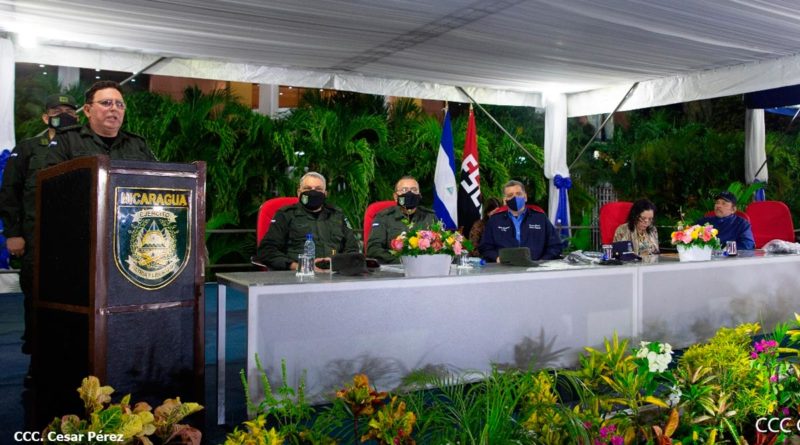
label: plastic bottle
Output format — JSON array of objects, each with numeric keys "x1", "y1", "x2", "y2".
[
  {"x1": 304, "y1": 233, "x2": 316, "y2": 259},
  {"x1": 467, "y1": 257, "x2": 486, "y2": 267}
]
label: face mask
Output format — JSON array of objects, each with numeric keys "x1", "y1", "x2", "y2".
[
  {"x1": 300, "y1": 190, "x2": 325, "y2": 210},
  {"x1": 48, "y1": 112, "x2": 78, "y2": 129},
  {"x1": 397, "y1": 191, "x2": 420, "y2": 210},
  {"x1": 506, "y1": 196, "x2": 526, "y2": 212}
]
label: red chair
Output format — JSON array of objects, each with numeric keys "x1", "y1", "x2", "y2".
[
  {"x1": 256, "y1": 197, "x2": 299, "y2": 245},
  {"x1": 745, "y1": 200, "x2": 795, "y2": 248},
  {"x1": 363, "y1": 200, "x2": 396, "y2": 253},
  {"x1": 703, "y1": 210, "x2": 751, "y2": 222},
  {"x1": 252, "y1": 197, "x2": 298, "y2": 269},
  {"x1": 599, "y1": 201, "x2": 633, "y2": 245}
]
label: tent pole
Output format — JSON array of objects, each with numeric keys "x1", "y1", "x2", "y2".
[
  {"x1": 567, "y1": 82, "x2": 639, "y2": 170},
  {"x1": 456, "y1": 86, "x2": 542, "y2": 167}
]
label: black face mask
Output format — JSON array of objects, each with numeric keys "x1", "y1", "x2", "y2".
[
  {"x1": 506, "y1": 196, "x2": 526, "y2": 212},
  {"x1": 48, "y1": 112, "x2": 78, "y2": 129},
  {"x1": 300, "y1": 190, "x2": 325, "y2": 210},
  {"x1": 397, "y1": 191, "x2": 421, "y2": 210}
]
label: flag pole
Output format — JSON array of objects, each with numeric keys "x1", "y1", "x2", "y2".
[{"x1": 455, "y1": 86, "x2": 542, "y2": 167}]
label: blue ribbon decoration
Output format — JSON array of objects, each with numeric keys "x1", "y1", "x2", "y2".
[
  {"x1": 753, "y1": 179, "x2": 766, "y2": 202},
  {"x1": 0, "y1": 149, "x2": 11, "y2": 269},
  {"x1": 554, "y1": 174, "x2": 572, "y2": 239}
]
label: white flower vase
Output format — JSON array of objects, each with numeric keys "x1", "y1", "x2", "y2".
[
  {"x1": 676, "y1": 245, "x2": 713, "y2": 262},
  {"x1": 401, "y1": 254, "x2": 453, "y2": 277}
]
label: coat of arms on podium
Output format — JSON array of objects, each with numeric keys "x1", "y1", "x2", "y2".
[{"x1": 114, "y1": 187, "x2": 192, "y2": 289}]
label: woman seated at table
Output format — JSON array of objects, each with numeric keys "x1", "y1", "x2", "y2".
[{"x1": 613, "y1": 199, "x2": 660, "y2": 256}]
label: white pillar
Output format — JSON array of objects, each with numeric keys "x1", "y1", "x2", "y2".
[
  {"x1": 0, "y1": 38, "x2": 15, "y2": 152},
  {"x1": 57, "y1": 66, "x2": 79, "y2": 90},
  {"x1": 744, "y1": 108, "x2": 767, "y2": 183},
  {"x1": 257, "y1": 83, "x2": 280, "y2": 117},
  {"x1": 544, "y1": 93, "x2": 569, "y2": 225}
]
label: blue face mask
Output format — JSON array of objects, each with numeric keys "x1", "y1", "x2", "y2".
[{"x1": 506, "y1": 196, "x2": 526, "y2": 212}]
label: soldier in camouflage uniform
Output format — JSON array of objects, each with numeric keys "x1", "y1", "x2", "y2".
[
  {"x1": 367, "y1": 176, "x2": 437, "y2": 264},
  {"x1": 256, "y1": 172, "x2": 359, "y2": 271},
  {"x1": 46, "y1": 80, "x2": 155, "y2": 165},
  {"x1": 0, "y1": 94, "x2": 79, "y2": 355}
]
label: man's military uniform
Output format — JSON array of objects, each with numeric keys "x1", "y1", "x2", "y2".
[
  {"x1": 46, "y1": 124, "x2": 156, "y2": 165},
  {"x1": 366, "y1": 206, "x2": 437, "y2": 264},
  {"x1": 0, "y1": 136, "x2": 50, "y2": 352},
  {"x1": 256, "y1": 203, "x2": 359, "y2": 270}
]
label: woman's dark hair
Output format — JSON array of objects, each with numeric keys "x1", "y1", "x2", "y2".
[
  {"x1": 626, "y1": 199, "x2": 657, "y2": 232},
  {"x1": 482, "y1": 197, "x2": 502, "y2": 221}
]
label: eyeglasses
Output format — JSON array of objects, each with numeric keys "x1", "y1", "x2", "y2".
[
  {"x1": 396, "y1": 187, "x2": 419, "y2": 194},
  {"x1": 638, "y1": 216, "x2": 654, "y2": 223},
  {"x1": 91, "y1": 99, "x2": 126, "y2": 110},
  {"x1": 299, "y1": 186, "x2": 325, "y2": 192}
]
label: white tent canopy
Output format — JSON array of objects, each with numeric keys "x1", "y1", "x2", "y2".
[
  {"x1": 3, "y1": 0, "x2": 800, "y2": 220},
  {"x1": 3, "y1": 0, "x2": 800, "y2": 113}
]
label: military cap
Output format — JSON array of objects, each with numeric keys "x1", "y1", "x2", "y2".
[
  {"x1": 499, "y1": 247, "x2": 540, "y2": 267},
  {"x1": 45, "y1": 94, "x2": 78, "y2": 110},
  {"x1": 332, "y1": 252, "x2": 369, "y2": 276}
]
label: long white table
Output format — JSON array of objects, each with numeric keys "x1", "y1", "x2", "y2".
[{"x1": 215, "y1": 252, "x2": 800, "y2": 423}]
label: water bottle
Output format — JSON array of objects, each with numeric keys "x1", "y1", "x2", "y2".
[
  {"x1": 296, "y1": 233, "x2": 315, "y2": 276},
  {"x1": 304, "y1": 233, "x2": 316, "y2": 259},
  {"x1": 467, "y1": 257, "x2": 486, "y2": 267}
]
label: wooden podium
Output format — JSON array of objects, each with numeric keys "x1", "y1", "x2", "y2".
[{"x1": 32, "y1": 156, "x2": 206, "y2": 426}]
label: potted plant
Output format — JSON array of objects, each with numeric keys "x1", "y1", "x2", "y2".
[
  {"x1": 670, "y1": 222, "x2": 720, "y2": 262},
  {"x1": 389, "y1": 221, "x2": 472, "y2": 277}
]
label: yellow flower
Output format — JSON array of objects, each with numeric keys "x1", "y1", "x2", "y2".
[
  {"x1": 408, "y1": 237, "x2": 419, "y2": 248},
  {"x1": 446, "y1": 236, "x2": 455, "y2": 245},
  {"x1": 712, "y1": 229, "x2": 718, "y2": 236},
  {"x1": 691, "y1": 230, "x2": 698, "y2": 240}
]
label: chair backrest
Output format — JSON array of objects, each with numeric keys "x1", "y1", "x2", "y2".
[
  {"x1": 745, "y1": 200, "x2": 795, "y2": 248},
  {"x1": 363, "y1": 200, "x2": 396, "y2": 252},
  {"x1": 599, "y1": 201, "x2": 633, "y2": 245},
  {"x1": 256, "y1": 197, "x2": 299, "y2": 244},
  {"x1": 703, "y1": 210, "x2": 751, "y2": 222}
]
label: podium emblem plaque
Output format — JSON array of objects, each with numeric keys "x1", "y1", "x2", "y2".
[{"x1": 114, "y1": 186, "x2": 192, "y2": 289}]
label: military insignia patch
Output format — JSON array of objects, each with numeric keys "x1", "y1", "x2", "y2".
[{"x1": 114, "y1": 187, "x2": 192, "y2": 290}]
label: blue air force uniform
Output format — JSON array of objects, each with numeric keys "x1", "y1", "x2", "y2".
[{"x1": 479, "y1": 209, "x2": 562, "y2": 262}]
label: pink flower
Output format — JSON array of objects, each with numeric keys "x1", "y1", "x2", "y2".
[
  {"x1": 771, "y1": 374, "x2": 779, "y2": 382},
  {"x1": 782, "y1": 407, "x2": 791, "y2": 416},
  {"x1": 390, "y1": 238, "x2": 404, "y2": 251},
  {"x1": 453, "y1": 242, "x2": 462, "y2": 255},
  {"x1": 610, "y1": 436, "x2": 624, "y2": 445},
  {"x1": 417, "y1": 237, "x2": 431, "y2": 250}
]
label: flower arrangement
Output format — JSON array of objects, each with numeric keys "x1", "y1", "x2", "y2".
[
  {"x1": 635, "y1": 341, "x2": 674, "y2": 373},
  {"x1": 389, "y1": 220, "x2": 472, "y2": 257},
  {"x1": 670, "y1": 222, "x2": 720, "y2": 250}
]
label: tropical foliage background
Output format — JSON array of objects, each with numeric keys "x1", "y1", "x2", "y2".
[{"x1": 13, "y1": 74, "x2": 800, "y2": 266}]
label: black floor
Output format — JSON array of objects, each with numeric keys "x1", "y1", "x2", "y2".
[{"x1": 0, "y1": 284, "x2": 248, "y2": 444}]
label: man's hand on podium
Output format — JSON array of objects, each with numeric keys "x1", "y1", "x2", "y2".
[{"x1": 7, "y1": 237, "x2": 25, "y2": 256}]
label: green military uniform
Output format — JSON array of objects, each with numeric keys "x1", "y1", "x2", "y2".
[
  {"x1": 255, "y1": 202, "x2": 359, "y2": 270},
  {"x1": 0, "y1": 136, "x2": 50, "y2": 353},
  {"x1": 46, "y1": 124, "x2": 156, "y2": 166},
  {"x1": 0, "y1": 136, "x2": 50, "y2": 248},
  {"x1": 366, "y1": 205, "x2": 437, "y2": 264}
]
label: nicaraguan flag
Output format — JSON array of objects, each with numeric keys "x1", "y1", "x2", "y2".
[{"x1": 433, "y1": 110, "x2": 458, "y2": 229}]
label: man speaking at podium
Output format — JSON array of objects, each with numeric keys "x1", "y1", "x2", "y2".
[{"x1": 46, "y1": 80, "x2": 156, "y2": 165}]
